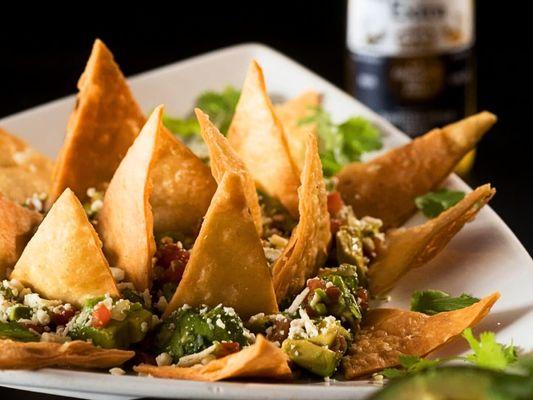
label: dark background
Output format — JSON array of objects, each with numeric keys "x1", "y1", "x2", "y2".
[{"x1": 0, "y1": 2, "x2": 531, "y2": 398}]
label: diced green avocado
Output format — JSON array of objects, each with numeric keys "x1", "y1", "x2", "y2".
[
  {"x1": 308, "y1": 322, "x2": 351, "y2": 348},
  {"x1": 69, "y1": 322, "x2": 128, "y2": 349},
  {"x1": 157, "y1": 305, "x2": 250, "y2": 362},
  {"x1": 369, "y1": 366, "x2": 533, "y2": 400},
  {"x1": 69, "y1": 308, "x2": 153, "y2": 349},
  {"x1": 7, "y1": 305, "x2": 32, "y2": 321},
  {"x1": 126, "y1": 308, "x2": 153, "y2": 343},
  {"x1": 282, "y1": 339, "x2": 340, "y2": 377},
  {"x1": 0, "y1": 321, "x2": 39, "y2": 342}
]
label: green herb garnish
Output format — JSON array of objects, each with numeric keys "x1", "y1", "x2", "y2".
[
  {"x1": 163, "y1": 86, "x2": 240, "y2": 139},
  {"x1": 411, "y1": 290, "x2": 480, "y2": 315},
  {"x1": 382, "y1": 355, "x2": 441, "y2": 378},
  {"x1": 415, "y1": 188, "x2": 465, "y2": 218},
  {"x1": 299, "y1": 106, "x2": 382, "y2": 176},
  {"x1": 462, "y1": 328, "x2": 518, "y2": 371}
]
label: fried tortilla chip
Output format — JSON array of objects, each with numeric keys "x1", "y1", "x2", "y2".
[
  {"x1": 0, "y1": 340, "x2": 134, "y2": 370},
  {"x1": 49, "y1": 39, "x2": 146, "y2": 204},
  {"x1": 11, "y1": 188, "x2": 119, "y2": 306},
  {"x1": 227, "y1": 61, "x2": 301, "y2": 218},
  {"x1": 134, "y1": 335, "x2": 291, "y2": 381},
  {"x1": 0, "y1": 194, "x2": 42, "y2": 278},
  {"x1": 272, "y1": 133, "x2": 331, "y2": 302},
  {"x1": 336, "y1": 112, "x2": 497, "y2": 229},
  {"x1": 98, "y1": 106, "x2": 215, "y2": 291},
  {"x1": 368, "y1": 184, "x2": 495, "y2": 296},
  {"x1": 165, "y1": 172, "x2": 278, "y2": 319},
  {"x1": 0, "y1": 127, "x2": 53, "y2": 204},
  {"x1": 275, "y1": 91, "x2": 321, "y2": 170},
  {"x1": 195, "y1": 108, "x2": 262, "y2": 236},
  {"x1": 343, "y1": 292, "x2": 500, "y2": 379}
]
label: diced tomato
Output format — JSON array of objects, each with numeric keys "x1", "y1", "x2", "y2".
[
  {"x1": 326, "y1": 285, "x2": 342, "y2": 304},
  {"x1": 327, "y1": 191, "x2": 345, "y2": 216},
  {"x1": 216, "y1": 342, "x2": 241, "y2": 358},
  {"x1": 22, "y1": 323, "x2": 45, "y2": 334},
  {"x1": 330, "y1": 218, "x2": 341, "y2": 235},
  {"x1": 267, "y1": 317, "x2": 291, "y2": 344},
  {"x1": 155, "y1": 243, "x2": 190, "y2": 284},
  {"x1": 51, "y1": 307, "x2": 78, "y2": 326},
  {"x1": 91, "y1": 304, "x2": 112, "y2": 328},
  {"x1": 357, "y1": 287, "x2": 369, "y2": 312},
  {"x1": 306, "y1": 277, "x2": 326, "y2": 292}
]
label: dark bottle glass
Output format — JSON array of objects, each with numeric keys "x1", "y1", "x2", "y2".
[{"x1": 346, "y1": 0, "x2": 476, "y2": 138}]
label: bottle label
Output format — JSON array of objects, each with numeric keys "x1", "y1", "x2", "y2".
[{"x1": 347, "y1": 0, "x2": 474, "y2": 56}]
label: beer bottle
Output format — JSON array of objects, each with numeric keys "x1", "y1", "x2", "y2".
[{"x1": 346, "y1": 0, "x2": 476, "y2": 156}]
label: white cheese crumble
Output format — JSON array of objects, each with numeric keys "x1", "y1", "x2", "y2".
[
  {"x1": 155, "y1": 352, "x2": 173, "y2": 367},
  {"x1": 286, "y1": 287, "x2": 310, "y2": 314},
  {"x1": 109, "y1": 367, "x2": 126, "y2": 376},
  {"x1": 177, "y1": 344, "x2": 218, "y2": 367}
]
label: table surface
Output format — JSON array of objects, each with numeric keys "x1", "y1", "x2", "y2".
[{"x1": 1, "y1": 2, "x2": 531, "y2": 399}]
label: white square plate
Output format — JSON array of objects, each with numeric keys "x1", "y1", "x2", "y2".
[{"x1": 1, "y1": 43, "x2": 532, "y2": 400}]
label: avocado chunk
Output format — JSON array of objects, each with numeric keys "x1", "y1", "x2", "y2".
[
  {"x1": 0, "y1": 321, "x2": 39, "y2": 342},
  {"x1": 7, "y1": 305, "x2": 32, "y2": 322},
  {"x1": 69, "y1": 307, "x2": 153, "y2": 349},
  {"x1": 282, "y1": 339, "x2": 339, "y2": 377},
  {"x1": 157, "y1": 305, "x2": 251, "y2": 362},
  {"x1": 369, "y1": 366, "x2": 533, "y2": 400}
]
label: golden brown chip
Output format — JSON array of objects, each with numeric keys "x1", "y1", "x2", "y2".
[
  {"x1": 272, "y1": 133, "x2": 331, "y2": 302},
  {"x1": 11, "y1": 188, "x2": 119, "y2": 306},
  {"x1": 336, "y1": 112, "x2": 497, "y2": 229},
  {"x1": 0, "y1": 127, "x2": 53, "y2": 204},
  {"x1": 98, "y1": 106, "x2": 215, "y2": 291},
  {"x1": 343, "y1": 292, "x2": 500, "y2": 379},
  {"x1": 0, "y1": 194, "x2": 42, "y2": 278},
  {"x1": 49, "y1": 39, "x2": 146, "y2": 204},
  {"x1": 0, "y1": 340, "x2": 134, "y2": 370},
  {"x1": 227, "y1": 61, "x2": 301, "y2": 218},
  {"x1": 195, "y1": 108, "x2": 262, "y2": 236},
  {"x1": 134, "y1": 335, "x2": 291, "y2": 381},
  {"x1": 275, "y1": 91, "x2": 321, "y2": 170},
  {"x1": 164, "y1": 172, "x2": 278, "y2": 319},
  {"x1": 368, "y1": 184, "x2": 495, "y2": 296}
]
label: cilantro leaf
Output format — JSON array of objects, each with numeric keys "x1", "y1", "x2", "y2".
[
  {"x1": 162, "y1": 86, "x2": 240, "y2": 138},
  {"x1": 415, "y1": 188, "x2": 466, "y2": 218},
  {"x1": 299, "y1": 106, "x2": 382, "y2": 177},
  {"x1": 411, "y1": 290, "x2": 480, "y2": 315},
  {"x1": 195, "y1": 86, "x2": 240, "y2": 134},
  {"x1": 382, "y1": 355, "x2": 442, "y2": 379},
  {"x1": 462, "y1": 328, "x2": 518, "y2": 371},
  {"x1": 162, "y1": 115, "x2": 199, "y2": 138}
]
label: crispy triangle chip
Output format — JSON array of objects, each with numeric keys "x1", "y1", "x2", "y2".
[
  {"x1": 368, "y1": 184, "x2": 495, "y2": 296},
  {"x1": 272, "y1": 133, "x2": 331, "y2": 302},
  {"x1": 49, "y1": 39, "x2": 146, "y2": 204},
  {"x1": 227, "y1": 61, "x2": 301, "y2": 218},
  {"x1": 134, "y1": 335, "x2": 291, "y2": 381},
  {"x1": 195, "y1": 108, "x2": 262, "y2": 236},
  {"x1": 0, "y1": 127, "x2": 53, "y2": 204},
  {"x1": 165, "y1": 172, "x2": 278, "y2": 319},
  {"x1": 0, "y1": 194, "x2": 42, "y2": 278},
  {"x1": 275, "y1": 91, "x2": 321, "y2": 170},
  {"x1": 98, "y1": 106, "x2": 215, "y2": 291},
  {"x1": 336, "y1": 112, "x2": 497, "y2": 229},
  {"x1": 343, "y1": 292, "x2": 500, "y2": 379},
  {"x1": 0, "y1": 340, "x2": 134, "y2": 370},
  {"x1": 11, "y1": 188, "x2": 119, "y2": 306}
]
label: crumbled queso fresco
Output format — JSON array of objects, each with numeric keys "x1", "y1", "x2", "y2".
[{"x1": 0, "y1": 279, "x2": 73, "y2": 332}]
